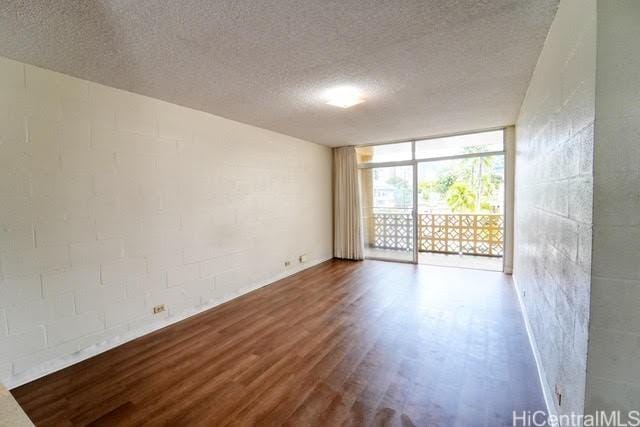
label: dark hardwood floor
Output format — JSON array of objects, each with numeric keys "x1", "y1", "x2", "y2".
[{"x1": 12, "y1": 259, "x2": 545, "y2": 426}]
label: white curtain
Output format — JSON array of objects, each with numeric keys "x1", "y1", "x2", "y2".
[{"x1": 333, "y1": 146, "x2": 364, "y2": 260}]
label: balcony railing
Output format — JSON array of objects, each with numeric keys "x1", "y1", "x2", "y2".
[{"x1": 370, "y1": 213, "x2": 504, "y2": 257}]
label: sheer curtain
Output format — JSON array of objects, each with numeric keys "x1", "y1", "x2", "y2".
[{"x1": 333, "y1": 146, "x2": 364, "y2": 260}]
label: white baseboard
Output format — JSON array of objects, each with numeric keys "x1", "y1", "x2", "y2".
[
  {"x1": 512, "y1": 275, "x2": 556, "y2": 419},
  {"x1": 4, "y1": 256, "x2": 332, "y2": 390}
]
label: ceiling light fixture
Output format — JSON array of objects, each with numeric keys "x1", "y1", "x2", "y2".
[{"x1": 324, "y1": 86, "x2": 365, "y2": 108}]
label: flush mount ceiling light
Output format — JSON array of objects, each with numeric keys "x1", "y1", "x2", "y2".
[{"x1": 323, "y1": 86, "x2": 365, "y2": 108}]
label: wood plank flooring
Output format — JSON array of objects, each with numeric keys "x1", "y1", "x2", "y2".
[{"x1": 11, "y1": 259, "x2": 545, "y2": 426}]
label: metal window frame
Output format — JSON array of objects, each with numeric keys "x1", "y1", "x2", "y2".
[
  {"x1": 356, "y1": 127, "x2": 507, "y2": 268},
  {"x1": 354, "y1": 126, "x2": 506, "y2": 148}
]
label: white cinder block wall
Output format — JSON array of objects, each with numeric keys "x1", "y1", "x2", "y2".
[
  {"x1": 514, "y1": 0, "x2": 595, "y2": 417},
  {"x1": 0, "y1": 56, "x2": 333, "y2": 387},
  {"x1": 586, "y1": 0, "x2": 640, "y2": 414}
]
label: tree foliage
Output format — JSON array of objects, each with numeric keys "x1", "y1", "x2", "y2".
[
  {"x1": 446, "y1": 182, "x2": 476, "y2": 212},
  {"x1": 418, "y1": 155, "x2": 503, "y2": 213}
]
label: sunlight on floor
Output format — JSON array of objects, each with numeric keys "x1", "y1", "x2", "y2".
[
  {"x1": 365, "y1": 248, "x2": 503, "y2": 271},
  {"x1": 419, "y1": 252, "x2": 503, "y2": 271}
]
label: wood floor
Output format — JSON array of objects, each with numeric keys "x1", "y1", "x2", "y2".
[{"x1": 12, "y1": 259, "x2": 545, "y2": 426}]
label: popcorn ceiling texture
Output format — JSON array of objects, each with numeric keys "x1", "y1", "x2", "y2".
[
  {"x1": 0, "y1": 57, "x2": 333, "y2": 387},
  {"x1": 514, "y1": 0, "x2": 595, "y2": 417},
  {"x1": 0, "y1": 0, "x2": 558, "y2": 146}
]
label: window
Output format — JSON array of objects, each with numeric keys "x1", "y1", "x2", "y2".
[
  {"x1": 356, "y1": 142, "x2": 412, "y2": 164},
  {"x1": 414, "y1": 130, "x2": 503, "y2": 160},
  {"x1": 355, "y1": 127, "x2": 507, "y2": 268}
]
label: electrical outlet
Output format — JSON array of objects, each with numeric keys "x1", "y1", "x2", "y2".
[
  {"x1": 299, "y1": 254, "x2": 307, "y2": 263},
  {"x1": 555, "y1": 384, "x2": 562, "y2": 407},
  {"x1": 153, "y1": 304, "x2": 166, "y2": 314},
  {"x1": 284, "y1": 261, "x2": 291, "y2": 267},
  {"x1": 523, "y1": 290, "x2": 526, "y2": 297}
]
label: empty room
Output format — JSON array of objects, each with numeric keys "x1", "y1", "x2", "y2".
[{"x1": 1, "y1": 1, "x2": 639, "y2": 426}]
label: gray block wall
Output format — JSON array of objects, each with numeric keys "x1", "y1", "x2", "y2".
[
  {"x1": 514, "y1": 0, "x2": 595, "y2": 416},
  {"x1": 586, "y1": 0, "x2": 640, "y2": 414}
]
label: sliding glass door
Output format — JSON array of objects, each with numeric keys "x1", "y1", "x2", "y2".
[
  {"x1": 416, "y1": 155, "x2": 505, "y2": 271},
  {"x1": 359, "y1": 165, "x2": 415, "y2": 262},
  {"x1": 356, "y1": 129, "x2": 506, "y2": 270}
]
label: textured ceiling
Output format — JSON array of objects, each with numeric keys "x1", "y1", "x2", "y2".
[{"x1": 0, "y1": 0, "x2": 558, "y2": 146}]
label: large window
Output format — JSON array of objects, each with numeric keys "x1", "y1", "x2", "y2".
[
  {"x1": 355, "y1": 142, "x2": 412, "y2": 164},
  {"x1": 415, "y1": 130, "x2": 503, "y2": 160},
  {"x1": 356, "y1": 129, "x2": 504, "y2": 165},
  {"x1": 356, "y1": 129, "x2": 506, "y2": 270}
]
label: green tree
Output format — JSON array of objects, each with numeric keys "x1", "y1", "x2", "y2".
[
  {"x1": 459, "y1": 155, "x2": 503, "y2": 212},
  {"x1": 446, "y1": 182, "x2": 476, "y2": 212},
  {"x1": 461, "y1": 155, "x2": 492, "y2": 211},
  {"x1": 435, "y1": 173, "x2": 456, "y2": 196},
  {"x1": 418, "y1": 181, "x2": 434, "y2": 203}
]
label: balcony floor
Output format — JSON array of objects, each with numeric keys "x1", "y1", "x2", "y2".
[
  {"x1": 365, "y1": 248, "x2": 503, "y2": 271},
  {"x1": 419, "y1": 252, "x2": 503, "y2": 272}
]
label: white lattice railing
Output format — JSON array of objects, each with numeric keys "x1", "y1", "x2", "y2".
[
  {"x1": 372, "y1": 212, "x2": 414, "y2": 251},
  {"x1": 370, "y1": 213, "x2": 504, "y2": 257}
]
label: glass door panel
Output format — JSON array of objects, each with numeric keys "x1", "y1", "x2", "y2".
[
  {"x1": 360, "y1": 165, "x2": 414, "y2": 262},
  {"x1": 416, "y1": 155, "x2": 505, "y2": 271}
]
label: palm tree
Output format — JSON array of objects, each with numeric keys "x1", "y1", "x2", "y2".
[
  {"x1": 446, "y1": 182, "x2": 476, "y2": 212},
  {"x1": 461, "y1": 154, "x2": 493, "y2": 211}
]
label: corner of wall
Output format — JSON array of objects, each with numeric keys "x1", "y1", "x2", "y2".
[
  {"x1": 513, "y1": 0, "x2": 596, "y2": 417},
  {"x1": 584, "y1": 0, "x2": 640, "y2": 415}
]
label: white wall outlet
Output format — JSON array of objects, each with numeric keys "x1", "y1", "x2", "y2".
[
  {"x1": 284, "y1": 261, "x2": 291, "y2": 268},
  {"x1": 153, "y1": 304, "x2": 166, "y2": 314},
  {"x1": 299, "y1": 254, "x2": 307, "y2": 263}
]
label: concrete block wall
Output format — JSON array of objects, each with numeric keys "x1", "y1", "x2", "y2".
[
  {"x1": 0, "y1": 56, "x2": 333, "y2": 386},
  {"x1": 514, "y1": 0, "x2": 595, "y2": 416},
  {"x1": 586, "y1": 0, "x2": 640, "y2": 414}
]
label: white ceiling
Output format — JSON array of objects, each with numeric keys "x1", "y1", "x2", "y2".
[{"x1": 0, "y1": 1, "x2": 558, "y2": 147}]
